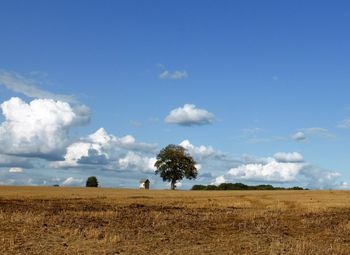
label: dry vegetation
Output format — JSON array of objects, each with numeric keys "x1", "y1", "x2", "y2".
[{"x1": 0, "y1": 186, "x2": 350, "y2": 254}]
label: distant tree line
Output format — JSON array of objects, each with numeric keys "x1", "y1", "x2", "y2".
[{"x1": 191, "y1": 183, "x2": 305, "y2": 191}]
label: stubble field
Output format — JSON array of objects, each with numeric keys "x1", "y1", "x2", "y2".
[{"x1": 0, "y1": 186, "x2": 350, "y2": 254}]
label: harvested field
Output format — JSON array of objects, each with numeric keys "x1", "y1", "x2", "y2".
[{"x1": 0, "y1": 186, "x2": 350, "y2": 254}]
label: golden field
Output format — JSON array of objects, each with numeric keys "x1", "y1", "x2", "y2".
[{"x1": 0, "y1": 186, "x2": 350, "y2": 254}]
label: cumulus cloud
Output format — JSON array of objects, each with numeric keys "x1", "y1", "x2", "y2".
[
  {"x1": 227, "y1": 159, "x2": 303, "y2": 183},
  {"x1": 213, "y1": 152, "x2": 344, "y2": 189},
  {"x1": 0, "y1": 97, "x2": 90, "y2": 159},
  {"x1": 8, "y1": 167, "x2": 24, "y2": 173},
  {"x1": 293, "y1": 132, "x2": 306, "y2": 141},
  {"x1": 0, "y1": 70, "x2": 76, "y2": 103},
  {"x1": 213, "y1": 175, "x2": 226, "y2": 186},
  {"x1": 176, "y1": 140, "x2": 239, "y2": 182},
  {"x1": 159, "y1": 70, "x2": 188, "y2": 80},
  {"x1": 88, "y1": 128, "x2": 157, "y2": 153},
  {"x1": 180, "y1": 140, "x2": 215, "y2": 160},
  {"x1": 165, "y1": 104, "x2": 214, "y2": 126},
  {"x1": 118, "y1": 152, "x2": 156, "y2": 173},
  {"x1": 179, "y1": 140, "x2": 235, "y2": 164},
  {"x1": 51, "y1": 142, "x2": 101, "y2": 168},
  {"x1": 51, "y1": 128, "x2": 157, "y2": 171}
]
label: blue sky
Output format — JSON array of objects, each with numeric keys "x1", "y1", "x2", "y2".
[{"x1": 0, "y1": 0, "x2": 350, "y2": 189}]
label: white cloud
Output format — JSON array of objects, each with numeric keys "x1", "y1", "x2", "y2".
[
  {"x1": 213, "y1": 176, "x2": 226, "y2": 185},
  {"x1": 213, "y1": 152, "x2": 344, "y2": 189},
  {"x1": 50, "y1": 141, "x2": 106, "y2": 168},
  {"x1": 0, "y1": 97, "x2": 90, "y2": 159},
  {"x1": 179, "y1": 140, "x2": 235, "y2": 164},
  {"x1": 61, "y1": 177, "x2": 83, "y2": 186},
  {"x1": 88, "y1": 128, "x2": 157, "y2": 153},
  {"x1": 227, "y1": 159, "x2": 303, "y2": 183},
  {"x1": 180, "y1": 140, "x2": 215, "y2": 160},
  {"x1": 159, "y1": 70, "x2": 188, "y2": 80},
  {"x1": 273, "y1": 152, "x2": 304, "y2": 163},
  {"x1": 165, "y1": 104, "x2": 214, "y2": 126},
  {"x1": 0, "y1": 70, "x2": 75, "y2": 103},
  {"x1": 8, "y1": 167, "x2": 24, "y2": 173},
  {"x1": 51, "y1": 128, "x2": 157, "y2": 172},
  {"x1": 118, "y1": 152, "x2": 156, "y2": 173},
  {"x1": 87, "y1": 128, "x2": 114, "y2": 145},
  {"x1": 195, "y1": 164, "x2": 202, "y2": 171},
  {"x1": 293, "y1": 132, "x2": 306, "y2": 141}
]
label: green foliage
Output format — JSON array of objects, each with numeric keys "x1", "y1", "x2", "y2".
[
  {"x1": 191, "y1": 183, "x2": 305, "y2": 191},
  {"x1": 192, "y1": 185, "x2": 207, "y2": 190},
  {"x1": 218, "y1": 183, "x2": 249, "y2": 190},
  {"x1": 254, "y1": 184, "x2": 275, "y2": 190},
  {"x1": 86, "y1": 176, "x2": 98, "y2": 187},
  {"x1": 289, "y1": 186, "x2": 304, "y2": 190},
  {"x1": 206, "y1": 185, "x2": 219, "y2": 190},
  {"x1": 154, "y1": 144, "x2": 198, "y2": 190}
]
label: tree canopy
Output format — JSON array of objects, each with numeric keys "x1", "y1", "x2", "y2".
[
  {"x1": 86, "y1": 176, "x2": 98, "y2": 187},
  {"x1": 191, "y1": 183, "x2": 305, "y2": 191},
  {"x1": 154, "y1": 144, "x2": 198, "y2": 190}
]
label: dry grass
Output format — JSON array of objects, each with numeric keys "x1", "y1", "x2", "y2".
[{"x1": 0, "y1": 186, "x2": 350, "y2": 254}]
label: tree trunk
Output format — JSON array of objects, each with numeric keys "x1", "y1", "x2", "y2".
[{"x1": 171, "y1": 180, "x2": 176, "y2": 190}]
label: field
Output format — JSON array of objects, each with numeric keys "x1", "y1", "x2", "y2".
[{"x1": 1, "y1": 187, "x2": 350, "y2": 254}]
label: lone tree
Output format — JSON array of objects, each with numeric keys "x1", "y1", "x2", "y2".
[
  {"x1": 154, "y1": 144, "x2": 198, "y2": 190},
  {"x1": 86, "y1": 176, "x2": 98, "y2": 187}
]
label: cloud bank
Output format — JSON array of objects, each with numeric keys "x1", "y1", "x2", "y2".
[
  {"x1": 51, "y1": 128, "x2": 157, "y2": 173},
  {"x1": 213, "y1": 152, "x2": 343, "y2": 189}
]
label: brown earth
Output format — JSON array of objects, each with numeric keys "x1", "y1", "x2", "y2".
[{"x1": 0, "y1": 186, "x2": 350, "y2": 254}]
